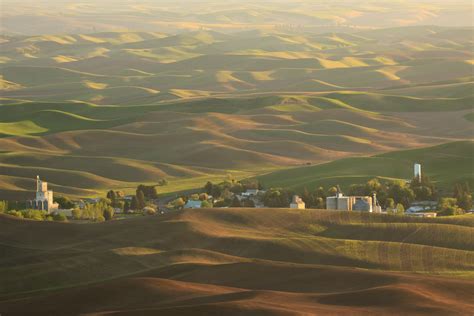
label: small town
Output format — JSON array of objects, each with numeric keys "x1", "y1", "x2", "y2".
[{"x1": 1, "y1": 163, "x2": 471, "y2": 223}]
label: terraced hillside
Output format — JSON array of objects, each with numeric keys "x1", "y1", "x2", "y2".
[
  {"x1": 1, "y1": 24, "x2": 473, "y2": 198},
  {"x1": 0, "y1": 208, "x2": 473, "y2": 315}
]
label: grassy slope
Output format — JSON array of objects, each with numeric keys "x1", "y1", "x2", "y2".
[
  {"x1": 0, "y1": 208, "x2": 473, "y2": 315},
  {"x1": 257, "y1": 141, "x2": 474, "y2": 192}
]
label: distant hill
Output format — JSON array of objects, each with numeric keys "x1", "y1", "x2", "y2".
[{"x1": 0, "y1": 208, "x2": 473, "y2": 315}]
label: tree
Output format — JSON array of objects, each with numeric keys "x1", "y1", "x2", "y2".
[
  {"x1": 116, "y1": 200, "x2": 125, "y2": 212},
  {"x1": 137, "y1": 185, "x2": 158, "y2": 200},
  {"x1": 221, "y1": 188, "x2": 233, "y2": 201},
  {"x1": 72, "y1": 208, "x2": 82, "y2": 220},
  {"x1": 454, "y1": 182, "x2": 473, "y2": 211},
  {"x1": 124, "y1": 200, "x2": 131, "y2": 213},
  {"x1": 143, "y1": 207, "x2": 156, "y2": 215},
  {"x1": 385, "y1": 198, "x2": 395, "y2": 210},
  {"x1": 201, "y1": 200, "x2": 213, "y2": 208},
  {"x1": 301, "y1": 188, "x2": 313, "y2": 207},
  {"x1": 348, "y1": 184, "x2": 366, "y2": 196},
  {"x1": 328, "y1": 186, "x2": 338, "y2": 196},
  {"x1": 106, "y1": 190, "x2": 116, "y2": 202},
  {"x1": 230, "y1": 182, "x2": 244, "y2": 195},
  {"x1": 395, "y1": 203, "x2": 405, "y2": 214},
  {"x1": 53, "y1": 213, "x2": 68, "y2": 222},
  {"x1": 211, "y1": 185, "x2": 223, "y2": 198},
  {"x1": 314, "y1": 197, "x2": 325, "y2": 209},
  {"x1": 170, "y1": 197, "x2": 185, "y2": 209},
  {"x1": 230, "y1": 196, "x2": 242, "y2": 207},
  {"x1": 54, "y1": 196, "x2": 75, "y2": 209},
  {"x1": 158, "y1": 179, "x2": 168, "y2": 186},
  {"x1": 410, "y1": 175, "x2": 437, "y2": 201},
  {"x1": 100, "y1": 198, "x2": 112, "y2": 206},
  {"x1": 136, "y1": 190, "x2": 146, "y2": 210},
  {"x1": 0, "y1": 201, "x2": 7, "y2": 213},
  {"x1": 104, "y1": 206, "x2": 115, "y2": 220},
  {"x1": 242, "y1": 199, "x2": 255, "y2": 208},
  {"x1": 204, "y1": 181, "x2": 213, "y2": 194},
  {"x1": 388, "y1": 181, "x2": 415, "y2": 208},
  {"x1": 366, "y1": 178, "x2": 382, "y2": 193},
  {"x1": 438, "y1": 198, "x2": 463, "y2": 216},
  {"x1": 130, "y1": 196, "x2": 139, "y2": 211},
  {"x1": 313, "y1": 187, "x2": 326, "y2": 209},
  {"x1": 263, "y1": 188, "x2": 290, "y2": 207}
]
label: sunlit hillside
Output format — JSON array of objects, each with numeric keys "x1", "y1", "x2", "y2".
[{"x1": 1, "y1": 23, "x2": 473, "y2": 198}]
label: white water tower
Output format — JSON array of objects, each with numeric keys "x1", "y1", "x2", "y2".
[{"x1": 414, "y1": 163, "x2": 422, "y2": 181}]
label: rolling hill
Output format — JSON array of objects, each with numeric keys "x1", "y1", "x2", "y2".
[
  {"x1": 0, "y1": 208, "x2": 473, "y2": 315},
  {"x1": 0, "y1": 16, "x2": 473, "y2": 200},
  {"x1": 257, "y1": 141, "x2": 474, "y2": 192}
]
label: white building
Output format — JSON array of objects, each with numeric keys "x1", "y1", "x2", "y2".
[
  {"x1": 326, "y1": 189, "x2": 381, "y2": 213},
  {"x1": 414, "y1": 163, "x2": 422, "y2": 180},
  {"x1": 30, "y1": 176, "x2": 59, "y2": 213},
  {"x1": 241, "y1": 189, "x2": 264, "y2": 197},
  {"x1": 184, "y1": 200, "x2": 202, "y2": 209}
]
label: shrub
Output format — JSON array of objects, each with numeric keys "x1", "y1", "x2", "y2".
[
  {"x1": 0, "y1": 201, "x2": 8, "y2": 213},
  {"x1": 172, "y1": 198, "x2": 185, "y2": 209},
  {"x1": 230, "y1": 196, "x2": 242, "y2": 207},
  {"x1": 214, "y1": 200, "x2": 229, "y2": 208},
  {"x1": 396, "y1": 203, "x2": 405, "y2": 214},
  {"x1": 144, "y1": 207, "x2": 157, "y2": 215},
  {"x1": 242, "y1": 199, "x2": 255, "y2": 207},
  {"x1": 72, "y1": 208, "x2": 82, "y2": 220},
  {"x1": 53, "y1": 213, "x2": 68, "y2": 222},
  {"x1": 438, "y1": 198, "x2": 463, "y2": 216},
  {"x1": 6, "y1": 210, "x2": 23, "y2": 218},
  {"x1": 201, "y1": 200, "x2": 213, "y2": 208},
  {"x1": 22, "y1": 209, "x2": 47, "y2": 221}
]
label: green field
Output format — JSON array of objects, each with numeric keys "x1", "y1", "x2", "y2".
[{"x1": 257, "y1": 141, "x2": 474, "y2": 192}]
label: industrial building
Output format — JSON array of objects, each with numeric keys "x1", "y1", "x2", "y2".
[
  {"x1": 290, "y1": 195, "x2": 305, "y2": 209},
  {"x1": 28, "y1": 176, "x2": 59, "y2": 213},
  {"x1": 326, "y1": 187, "x2": 381, "y2": 213}
]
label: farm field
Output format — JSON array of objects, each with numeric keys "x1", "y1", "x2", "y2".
[
  {"x1": 1, "y1": 1, "x2": 473, "y2": 315},
  {"x1": 257, "y1": 141, "x2": 474, "y2": 193},
  {"x1": 1, "y1": 23, "x2": 473, "y2": 198},
  {"x1": 0, "y1": 208, "x2": 473, "y2": 315}
]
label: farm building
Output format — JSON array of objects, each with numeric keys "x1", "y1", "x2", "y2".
[
  {"x1": 326, "y1": 188, "x2": 381, "y2": 213},
  {"x1": 27, "y1": 176, "x2": 59, "y2": 213},
  {"x1": 290, "y1": 195, "x2": 305, "y2": 209},
  {"x1": 184, "y1": 200, "x2": 202, "y2": 209}
]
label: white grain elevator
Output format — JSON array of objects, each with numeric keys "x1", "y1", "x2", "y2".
[{"x1": 414, "y1": 163, "x2": 422, "y2": 180}]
